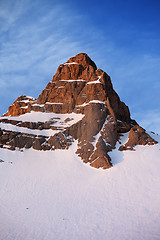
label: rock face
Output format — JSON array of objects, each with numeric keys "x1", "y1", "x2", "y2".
[
  {"x1": 3, "y1": 95, "x2": 36, "y2": 116},
  {"x1": 0, "y1": 53, "x2": 158, "y2": 169},
  {"x1": 119, "y1": 125, "x2": 157, "y2": 151}
]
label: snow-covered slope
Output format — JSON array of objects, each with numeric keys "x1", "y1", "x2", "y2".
[
  {"x1": 0, "y1": 133, "x2": 160, "y2": 240},
  {"x1": 0, "y1": 111, "x2": 84, "y2": 137},
  {"x1": 0, "y1": 53, "x2": 159, "y2": 239}
]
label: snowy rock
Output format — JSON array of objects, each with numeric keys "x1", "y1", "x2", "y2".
[
  {"x1": 0, "y1": 53, "x2": 158, "y2": 169},
  {"x1": 119, "y1": 125, "x2": 158, "y2": 150}
]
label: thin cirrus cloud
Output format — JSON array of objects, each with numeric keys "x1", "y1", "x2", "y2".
[
  {"x1": 0, "y1": 1, "x2": 87, "y2": 111},
  {"x1": 0, "y1": 0, "x2": 160, "y2": 134},
  {"x1": 0, "y1": 0, "x2": 109, "y2": 109}
]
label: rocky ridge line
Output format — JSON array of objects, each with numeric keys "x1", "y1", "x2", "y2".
[{"x1": 0, "y1": 53, "x2": 158, "y2": 169}]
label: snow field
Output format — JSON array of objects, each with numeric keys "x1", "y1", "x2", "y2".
[{"x1": 0, "y1": 134, "x2": 160, "y2": 240}]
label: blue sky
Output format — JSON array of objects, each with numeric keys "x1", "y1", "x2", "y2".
[{"x1": 0, "y1": 0, "x2": 160, "y2": 133}]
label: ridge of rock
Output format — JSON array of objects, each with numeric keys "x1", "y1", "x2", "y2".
[
  {"x1": 0, "y1": 53, "x2": 158, "y2": 169},
  {"x1": 67, "y1": 53, "x2": 97, "y2": 70}
]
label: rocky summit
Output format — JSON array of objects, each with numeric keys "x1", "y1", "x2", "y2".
[{"x1": 0, "y1": 53, "x2": 157, "y2": 169}]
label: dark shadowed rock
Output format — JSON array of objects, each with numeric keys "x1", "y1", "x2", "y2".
[
  {"x1": 89, "y1": 137, "x2": 112, "y2": 169},
  {"x1": 0, "y1": 53, "x2": 158, "y2": 169},
  {"x1": 33, "y1": 137, "x2": 46, "y2": 150},
  {"x1": 0, "y1": 129, "x2": 3, "y2": 136}
]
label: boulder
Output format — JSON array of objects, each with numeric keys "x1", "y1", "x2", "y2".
[{"x1": 33, "y1": 137, "x2": 46, "y2": 150}]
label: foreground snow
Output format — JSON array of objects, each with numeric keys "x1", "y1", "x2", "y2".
[{"x1": 0, "y1": 134, "x2": 160, "y2": 240}]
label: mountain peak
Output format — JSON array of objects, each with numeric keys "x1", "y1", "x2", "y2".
[
  {"x1": 66, "y1": 53, "x2": 97, "y2": 70},
  {"x1": 0, "y1": 53, "x2": 158, "y2": 169},
  {"x1": 52, "y1": 53, "x2": 98, "y2": 82}
]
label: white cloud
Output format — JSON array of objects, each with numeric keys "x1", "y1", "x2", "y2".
[
  {"x1": 0, "y1": 0, "x2": 97, "y2": 115},
  {"x1": 0, "y1": 0, "x2": 30, "y2": 32},
  {"x1": 0, "y1": 2, "x2": 81, "y2": 78},
  {"x1": 0, "y1": 0, "x2": 159, "y2": 130}
]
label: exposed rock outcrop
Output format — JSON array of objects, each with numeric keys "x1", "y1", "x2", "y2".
[
  {"x1": 119, "y1": 125, "x2": 158, "y2": 151},
  {"x1": 0, "y1": 53, "x2": 158, "y2": 169},
  {"x1": 3, "y1": 95, "x2": 36, "y2": 117}
]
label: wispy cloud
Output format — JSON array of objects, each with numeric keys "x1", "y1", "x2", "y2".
[
  {"x1": 0, "y1": 0, "x2": 111, "y2": 103},
  {"x1": 0, "y1": 0, "x2": 30, "y2": 32},
  {"x1": 0, "y1": 0, "x2": 89, "y2": 113},
  {"x1": 0, "y1": 0, "x2": 159, "y2": 127}
]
